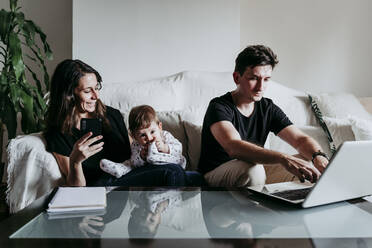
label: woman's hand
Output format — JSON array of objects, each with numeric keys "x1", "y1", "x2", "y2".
[
  {"x1": 280, "y1": 154, "x2": 321, "y2": 183},
  {"x1": 70, "y1": 132, "x2": 104, "y2": 166}
]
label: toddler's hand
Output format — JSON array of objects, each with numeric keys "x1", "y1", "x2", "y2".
[
  {"x1": 140, "y1": 144, "x2": 149, "y2": 160},
  {"x1": 155, "y1": 139, "x2": 169, "y2": 154}
]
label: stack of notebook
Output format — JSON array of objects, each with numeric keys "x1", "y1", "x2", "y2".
[{"x1": 47, "y1": 187, "x2": 106, "y2": 215}]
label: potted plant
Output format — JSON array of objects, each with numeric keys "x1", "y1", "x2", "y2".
[{"x1": 0, "y1": 0, "x2": 53, "y2": 164}]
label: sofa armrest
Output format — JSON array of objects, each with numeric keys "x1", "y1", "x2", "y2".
[
  {"x1": 359, "y1": 97, "x2": 372, "y2": 115},
  {"x1": 6, "y1": 133, "x2": 65, "y2": 213}
]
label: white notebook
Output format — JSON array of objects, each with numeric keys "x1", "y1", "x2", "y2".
[{"x1": 47, "y1": 187, "x2": 106, "y2": 214}]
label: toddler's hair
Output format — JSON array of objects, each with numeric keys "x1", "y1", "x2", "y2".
[{"x1": 128, "y1": 105, "x2": 160, "y2": 136}]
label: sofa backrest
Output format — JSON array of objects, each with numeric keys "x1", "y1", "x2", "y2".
[
  {"x1": 100, "y1": 71, "x2": 315, "y2": 126},
  {"x1": 100, "y1": 70, "x2": 316, "y2": 170}
]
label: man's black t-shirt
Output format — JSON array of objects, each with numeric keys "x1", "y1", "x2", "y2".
[
  {"x1": 198, "y1": 92, "x2": 293, "y2": 174},
  {"x1": 44, "y1": 106, "x2": 131, "y2": 185}
]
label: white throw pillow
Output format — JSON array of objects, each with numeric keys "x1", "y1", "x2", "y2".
[
  {"x1": 322, "y1": 117, "x2": 355, "y2": 149},
  {"x1": 183, "y1": 121, "x2": 202, "y2": 171},
  {"x1": 265, "y1": 82, "x2": 314, "y2": 126},
  {"x1": 309, "y1": 93, "x2": 372, "y2": 120},
  {"x1": 349, "y1": 116, "x2": 372, "y2": 140}
]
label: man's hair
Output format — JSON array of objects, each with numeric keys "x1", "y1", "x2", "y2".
[
  {"x1": 234, "y1": 45, "x2": 279, "y2": 75},
  {"x1": 128, "y1": 105, "x2": 160, "y2": 136}
]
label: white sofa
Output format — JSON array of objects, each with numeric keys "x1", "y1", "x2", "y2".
[{"x1": 5, "y1": 71, "x2": 372, "y2": 213}]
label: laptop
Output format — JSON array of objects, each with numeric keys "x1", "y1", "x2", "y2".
[{"x1": 248, "y1": 140, "x2": 372, "y2": 208}]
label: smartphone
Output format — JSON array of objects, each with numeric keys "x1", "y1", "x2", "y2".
[{"x1": 80, "y1": 118, "x2": 102, "y2": 141}]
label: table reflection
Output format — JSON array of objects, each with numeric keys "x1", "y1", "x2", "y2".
[{"x1": 10, "y1": 187, "x2": 372, "y2": 246}]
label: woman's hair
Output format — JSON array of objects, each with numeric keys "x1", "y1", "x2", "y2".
[
  {"x1": 128, "y1": 105, "x2": 160, "y2": 136},
  {"x1": 45, "y1": 59, "x2": 108, "y2": 135}
]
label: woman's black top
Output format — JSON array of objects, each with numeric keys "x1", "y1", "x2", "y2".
[{"x1": 45, "y1": 106, "x2": 131, "y2": 185}]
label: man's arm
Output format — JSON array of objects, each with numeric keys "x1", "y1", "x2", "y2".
[
  {"x1": 277, "y1": 125, "x2": 329, "y2": 173},
  {"x1": 210, "y1": 121, "x2": 321, "y2": 182}
]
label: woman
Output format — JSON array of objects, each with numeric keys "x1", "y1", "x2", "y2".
[{"x1": 44, "y1": 59, "x2": 187, "y2": 187}]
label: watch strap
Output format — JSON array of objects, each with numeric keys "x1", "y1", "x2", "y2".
[{"x1": 312, "y1": 151, "x2": 329, "y2": 162}]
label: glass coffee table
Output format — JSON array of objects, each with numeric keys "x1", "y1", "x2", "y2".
[{"x1": 1, "y1": 187, "x2": 372, "y2": 247}]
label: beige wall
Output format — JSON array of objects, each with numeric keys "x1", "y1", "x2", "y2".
[
  {"x1": 0, "y1": 0, "x2": 72, "y2": 164},
  {"x1": 0, "y1": 0, "x2": 72, "y2": 77},
  {"x1": 240, "y1": 0, "x2": 372, "y2": 97}
]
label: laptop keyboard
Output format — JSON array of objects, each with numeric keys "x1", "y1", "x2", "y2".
[{"x1": 272, "y1": 187, "x2": 313, "y2": 201}]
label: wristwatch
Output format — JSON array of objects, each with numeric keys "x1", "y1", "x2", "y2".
[{"x1": 311, "y1": 151, "x2": 329, "y2": 163}]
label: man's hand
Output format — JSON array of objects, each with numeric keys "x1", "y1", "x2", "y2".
[
  {"x1": 280, "y1": 154, "x2": 321, "y2": 183},
  {"x1": 155, "y1": 138, "x2": 169, "y2": 154},
  {"x1": 312, "y1": 156, "x2": 329, "y2": 173}
]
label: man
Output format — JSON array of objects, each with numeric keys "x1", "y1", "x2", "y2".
[{"x1": 198, "y1": 45, "x2": 329, "y2": 187}]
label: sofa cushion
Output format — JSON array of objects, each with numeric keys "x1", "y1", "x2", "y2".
[
  {"x1": 183, "y1": 121, "x2": 202, "y2": 171},
  {"x1": 100, "y1": 71, "x2": 235, "y2": 115},
  {"x1": 349, "y1": 116, "x2": 372, "y2": 141},
  {"x1": 264, "y1": 81, "x2": 315, "y2": 126},
  {"x1": 322, "y1": 117, "x2": 355, "y2": 149},
  {"x1": 157, "y1": 111, "x2": 189, "y2": 164},
  {"x1": 309, "y1": 92, "x2": 372, "y2": 120}
]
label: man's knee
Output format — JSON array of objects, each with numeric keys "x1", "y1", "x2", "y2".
[
  {"x1": 204, "y1": 160, "x2": 266, "y2": 187},
  {"x1": 231, "y1": 161, "x2": 266, "y2": 187},
  {"x1": 244, "y1": 163, "x2": 266, "y2": 186}
]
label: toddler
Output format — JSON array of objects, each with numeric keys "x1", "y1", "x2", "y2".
[{"x1": 100, "y1": 105, "x2": 186, "y2": 178}]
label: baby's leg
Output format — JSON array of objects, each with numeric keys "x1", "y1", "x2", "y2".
[{"x1": 100, "y1": 159, "x2": 132, "y2": 178}]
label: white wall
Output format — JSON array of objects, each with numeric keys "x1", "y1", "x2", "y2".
[
  {"x1": 73, "y1": 0, "x2": 240, "y2": 83},
  {"x1": 240, "y1": 0, "x2": 372, "y2": 97}
]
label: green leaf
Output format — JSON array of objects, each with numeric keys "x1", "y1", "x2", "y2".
[
  {"x1": 0, "y1": 10, "x2": 11, "y2": 41},
  {"x1": 28, "y1": 20, "x2": 53, "y2": 60},
  {"x1": 0, "y1": 73, "x2": 7, "y2": 86},
  {"x1": 10, "y1": 0, "x2": 18, "y2": 12},
  {"x1": 9, "y1": 83, "x2": 21, "y2": 112},
  {"x1": 15, "y1": 12, "x2": 24, "y2": 30},
  {"x1": 9, "y1": 32, "x2": 25, "y2": 81},
  {"x1": 28, "y1": 46, "x2": 49, "y2": 92},
  {"x1": 25, "y1": 63, "x2": 42, "y2": 93},
  {"x1": 22, "y1": 21, "x2": 35, "y2": 46},
  {"x1": 35, "y1": 90, "x2": 47, "y2": 113},
  {"x1": 20, "y1": 89, "x2": 36, "y2": 133}
]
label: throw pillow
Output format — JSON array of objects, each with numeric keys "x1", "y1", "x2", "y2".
[
  {"x1": 349, "y1": 116, "x2": 372, "y2": 140},
  {"x1": 309, "y1": 93, "x2": 372, "y2": 120},
  {"x1": 183, "y1": 121, "x2": 202, "y2": 171},
  {"x1": 322, "y1": 117, "x2": 355, "y2": 148},
  {"x1": 308, "y1": 95, "x2": 336, "y2": 153}
]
